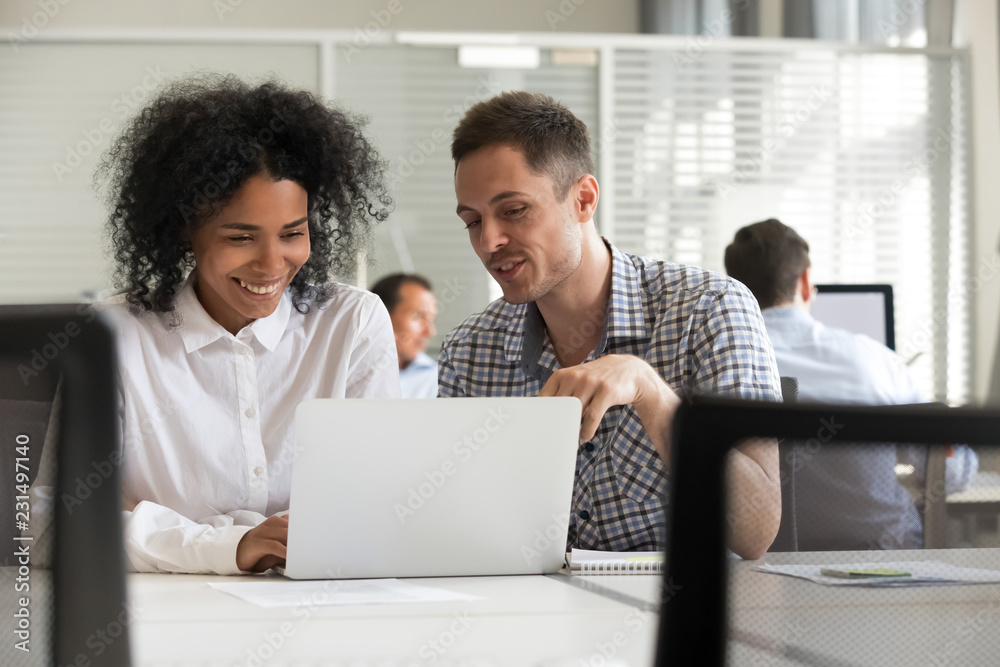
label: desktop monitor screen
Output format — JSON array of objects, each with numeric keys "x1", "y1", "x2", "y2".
[{"x1": 811, "y1": 284, "x2": 895, "y2": 350}]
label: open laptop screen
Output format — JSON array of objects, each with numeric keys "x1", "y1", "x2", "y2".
[{"x1": 812, "y1": 284, "x2": 895, "y2": 350}]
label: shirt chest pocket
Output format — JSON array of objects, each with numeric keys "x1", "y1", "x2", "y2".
[{"x1": 608, "y1": 409, "x2": 666, "y2": 504}]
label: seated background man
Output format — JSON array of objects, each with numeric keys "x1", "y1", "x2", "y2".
[
  {"x1": 371, "y1": 273, "x2": 439, "y2": 399},
  {"x1": 725, "y1": 218, "x2": 977, "y2": 550},
  {"x1": 440, "y1": 91, "x2": 782, "y2": 559}
]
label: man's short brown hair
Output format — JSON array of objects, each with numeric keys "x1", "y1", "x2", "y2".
[
  {"x1": 370, "y1": 273, "x2": 432, "y2": 315},
  {"x1": 451, "y1": 91, "x2": 594, "y2": 200},
  {"x1": 724, "y1": 219, "x2": 810, "y2": 310}
]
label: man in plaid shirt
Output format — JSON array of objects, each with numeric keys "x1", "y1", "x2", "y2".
[{"x1": 440, "y1": 91, "x2": 782, "y2": 559}]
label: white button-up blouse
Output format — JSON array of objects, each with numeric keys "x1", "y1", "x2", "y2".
[{"x1": 106, "y1": 278, "x2": 400, "y2": 574}]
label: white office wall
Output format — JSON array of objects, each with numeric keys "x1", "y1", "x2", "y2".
[
  {"x1": 0, "y1": 0, "x2": 640, "y2": 33},
  {"x1": 0, "y1": 43, "x2": 319, "y2": 302},
  {"x1": 954, "y1": 0, "x2": 1000, "y2": 402}
]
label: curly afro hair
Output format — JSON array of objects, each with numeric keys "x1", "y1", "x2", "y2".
[{"x1": 98, "y1": 73, "x2": 392, "y2": 315}]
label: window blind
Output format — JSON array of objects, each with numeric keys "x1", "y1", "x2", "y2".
[
  {"x1": 0, "y1": 36, "x2": 971, "y2": 403},
  {"x1": 607, "y1": 46, "x2": 970, "y2": 403}
]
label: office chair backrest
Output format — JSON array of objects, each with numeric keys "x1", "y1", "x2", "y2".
[
  {"x1": 0, "y1": 399, "x2": 54, "y2": 564},
  {"x1": 0, "y1": 341, "x2": 59, "y2": 560},
  {"x1": 769, "y1": 377, "x2": 798, "y2": 552},
  {"x1": 909, "y1": 401, "x2": 951, "y2": 550},
  {"x1": 655, "y1": 395, "x2": 1000, "y2": 667},
  {"x1": 779, "y1": 376, "x2": 798, "y2": 403},
  {"x1": 0, "y1": 305, "x2": 129, "y2": 667}
]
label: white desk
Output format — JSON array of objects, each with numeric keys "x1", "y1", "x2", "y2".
[
  {"x1": 128, "y1": 573, "x2": 660, "y2": 666},
  {"x1": 732, "y1": 549, "x2": 1000, "y2": 666},
  {"x1": 561, "y1": 550, "x2": 1000, "y2": 666},
  {"x1": 126, "y1": 549, "x2": 1000, "y2": 666}
]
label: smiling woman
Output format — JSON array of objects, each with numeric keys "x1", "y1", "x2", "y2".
[
  {"x1": 188, "y1": 175, "x2": 311, "y2": 335},
  {"x1": 95, "y1": 74, "x2": 401, "y2": 575}
]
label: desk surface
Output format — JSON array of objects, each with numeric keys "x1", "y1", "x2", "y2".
[
  {"x1": 731, "y1": 548, "x2": 1000, "y2": 666},
  {"x1": 126, "y1": 549, "x2": 1000, "y2": 666},
  {"x1": 129, "y1": 572, "x2": 660, "y2": 666}
]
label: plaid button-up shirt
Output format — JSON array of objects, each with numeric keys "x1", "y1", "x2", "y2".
[{"x1": 438, "y1": 242, "x2": 781, "y2": 551}]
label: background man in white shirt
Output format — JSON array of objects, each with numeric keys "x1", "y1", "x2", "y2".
[
  {"x1": 371, "y1": 273, "x2": 439, "y2": 398},
  {"x1": 725, "y1": 218, "x2": 977, "y2": 550}
]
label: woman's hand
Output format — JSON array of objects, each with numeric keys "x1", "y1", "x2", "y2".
[{"x1": 236, "y1": 514, "x2": 289, "y2": 572}]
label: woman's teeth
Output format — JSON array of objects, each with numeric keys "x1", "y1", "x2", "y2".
[{"x1": 239, "y1": 279, "x2": 280, "y2": 295}]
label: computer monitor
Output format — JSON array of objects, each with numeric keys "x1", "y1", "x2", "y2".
[{"x1": 812, "y1": 284, "x2": 895, "y2": 350}]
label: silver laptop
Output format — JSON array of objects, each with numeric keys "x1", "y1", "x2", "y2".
[{"x1": 283, "y1": 397, "x2": 581, "y2": 579}]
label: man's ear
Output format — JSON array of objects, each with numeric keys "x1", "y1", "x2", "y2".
[
  {"x1": 572, "y1": 174, "x2": 599, "y2": 223},
  {"x1": 799, "y1": 268, "x2": 813, "y2": 304}
]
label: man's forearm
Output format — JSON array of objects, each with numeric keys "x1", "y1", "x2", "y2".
[
  {"x1": 725, "y1": 440, "x2": 781, "y2": 560},
  {"x1": 632, "y1": 362, "x2": 681, "y2": 465},
  {"x1": 631, "y1": 359, "x2": 780, "y2": 558}
]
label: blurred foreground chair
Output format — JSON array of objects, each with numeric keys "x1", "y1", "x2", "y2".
[
  {"x1": 655, "y1": 395, "x2": 1000, "y2": 667},
  {"x1": 0, "y1": 305, "x2": 129, "y2": 666},
  {"x1": 769, "y1": 376, "x2": 799, "y2": 552}
]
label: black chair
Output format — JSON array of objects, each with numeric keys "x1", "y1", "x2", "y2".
[
  {"x1": 769, "y1": 377, "x2": 799, "y2": 552},
  {"x1": 0, "y1": 305, "x2": 129, "y2": 666},
  {"x1": 654, "y1": 395, "x2": 1000, "y2": 667}
]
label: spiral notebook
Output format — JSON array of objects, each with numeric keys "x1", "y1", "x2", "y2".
[{"x1": 566, "y1": 548, "x2": 665, "y2": 575}]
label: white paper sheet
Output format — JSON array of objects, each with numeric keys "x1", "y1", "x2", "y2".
[
  {"x1": 208, "y1": 578, "x2": 484, "y2": 608},
  {"x1": 754, "y1": 561, "x2": 1000, "y2": 587}
]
